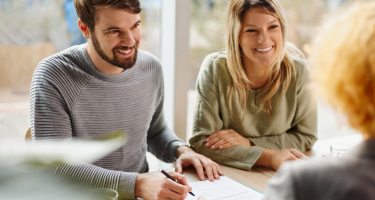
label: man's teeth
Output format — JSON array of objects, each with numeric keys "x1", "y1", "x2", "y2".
[
  {"x1": 256, "y1": 46, "x2": 272, "y2": 52},
  {"x1": 118, "y1": 49, "x2": 132, "y2": 54}
]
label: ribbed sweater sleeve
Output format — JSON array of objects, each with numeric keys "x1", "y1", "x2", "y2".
[
  {"x1": 30, "y1": 45, "x2": 184, "y2": 199},
  {"x1": 31, "y1": 57, "x2": 135, "y2": 199},
  {"x1": 146, "y1": 95, "x2": 186, "y2": 163}
]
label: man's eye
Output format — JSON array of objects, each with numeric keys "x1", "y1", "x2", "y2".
[
  {"x1": 108, "y1": 30, "x2": 118, "y2": 33},
  {"x1": 132, "y1": 23, "x2": 140, "y2": 29}
]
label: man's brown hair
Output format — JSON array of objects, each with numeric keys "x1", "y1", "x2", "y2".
[{"x1": 74, "y1": 0, "x2": 142, "y2": 31}]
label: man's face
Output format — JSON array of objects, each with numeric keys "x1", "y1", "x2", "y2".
[{"x1": 90, "y1": 7, "x2": 142, "y2": 70}]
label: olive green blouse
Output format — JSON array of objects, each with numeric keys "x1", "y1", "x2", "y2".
[{"x1": 189, "y1": 52, "x2": 317, "y2": 171}]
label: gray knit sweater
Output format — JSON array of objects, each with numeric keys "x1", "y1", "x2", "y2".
[{"x1": 30, "y1": 44, "x2": 185, "y2": 199}]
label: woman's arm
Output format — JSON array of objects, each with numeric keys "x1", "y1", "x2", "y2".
[
  {"x1": 249, "y1": 61, "x2": 318, "y2": 152},
  {"x1": 190, "y1": 55, "x2": 315, "y2": 170},
  {"x1": 203, "y1": 59, "x2": 317, "y2": 153},
  {"x1": 189, "y1": 54, "x2": 265, "y2": 170}
]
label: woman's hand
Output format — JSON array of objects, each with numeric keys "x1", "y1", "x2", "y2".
[
  {"x1": 255, "y1": 149, "x2": 308, "y2": 170},
  {"x1": 205, "y1": 129, "x2": 251, "y2": 150}
]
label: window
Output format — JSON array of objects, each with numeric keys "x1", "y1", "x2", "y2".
[
  {"x1": 187, "y1": 0, "x2": 369, "y2": 140},
  {"x1": 0, "y1": 0, "x2": 162, "y2": 140}
]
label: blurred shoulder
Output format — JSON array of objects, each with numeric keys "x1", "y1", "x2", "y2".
[
  {"x1": 271, "y1": 156, "x2": 375, "y2": 199},
  {"x1": 282, "y1": 157, "x2": 347, "y2": 178},
  {"x1": 290, "y1": 55, "x2": 309, "y2": 77},
  {"x1": 200, "y1": 51, "x2": 229, "y2": 75},
  {"x1": 203, "y1": 51, "x2": 227, "y2": 66}
]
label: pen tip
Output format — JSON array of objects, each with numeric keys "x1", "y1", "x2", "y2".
[{"x1": 159, "y1": 169, "x2": 162, "y2": 172}]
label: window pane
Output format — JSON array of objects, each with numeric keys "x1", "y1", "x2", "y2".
[
  {"x1": 0, "y1": 0, "x2": 161, "y2": 140},
  {"x1": 188, "y1": 0, "x2": 368, "y2": 140}
]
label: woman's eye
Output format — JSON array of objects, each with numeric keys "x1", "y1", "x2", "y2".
[
  {"x1": 270, "y1": 25, "x2": 278, "y2": 29},
  {"x1": 246, "y1": 29, "x2": 256, "y2": 33}
]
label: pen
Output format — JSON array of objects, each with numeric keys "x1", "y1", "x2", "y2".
[{"x1": 160, "y1": 169, "x2": 195, "y2": 196}]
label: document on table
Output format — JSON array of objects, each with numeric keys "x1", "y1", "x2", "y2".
[{"x1": 185, "y1": 176, "x2": 264, "y2": 200}]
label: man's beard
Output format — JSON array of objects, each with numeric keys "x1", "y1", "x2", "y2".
[{"x1": 91, "y1": 32, "x2": 139, "y2": 71}]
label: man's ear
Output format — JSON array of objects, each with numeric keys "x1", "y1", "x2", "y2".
[{"x1": 78, "y1": 18, "x2": 90, "y2": 39}]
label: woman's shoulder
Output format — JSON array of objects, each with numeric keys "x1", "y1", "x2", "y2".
[
  {"x1": 200, "y1": 51, "x2": 229, "y2": 75},
  {"x1": 198, "y1": 51, "x2": 230, "y2": 85},
  {"x1": 202, "y1": 51, "x2": 227, "y2": 67},
  {"x1": 290, "y1": 55, "x2": 309, "y2": 75},
  {"x1": 288, "y1": 56, "x2": 312, "y2": 87}
]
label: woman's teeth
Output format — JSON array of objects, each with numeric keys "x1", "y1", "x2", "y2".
[{"x1": 256, "y1": 46, "x2": 272, "y2": 52}]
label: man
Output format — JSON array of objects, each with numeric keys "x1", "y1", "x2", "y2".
[{"x1": 30, "y1": 0, "x2": 222, "y2": 199}]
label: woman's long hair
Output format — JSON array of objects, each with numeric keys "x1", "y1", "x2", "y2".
[{"x1": 223, "y1": 0, "x2": 303, "y2": 121}]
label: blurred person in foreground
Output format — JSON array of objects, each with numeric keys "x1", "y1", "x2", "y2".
[
  {"x1": 263, "y1": 2, "x2": 375, "y2": 199},
  {"x1": 189, "y1": 0, "x2": 317, "y2": 171},
  {"x1": 30, "y1": 0, "x2": 222, "y2": 199}
]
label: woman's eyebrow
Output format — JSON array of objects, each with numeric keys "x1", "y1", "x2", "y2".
[{"x1": 244, "y1": 19, "x2": 279, "y2": 28}]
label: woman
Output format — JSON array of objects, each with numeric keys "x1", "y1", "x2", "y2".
[
  {"x1": 263, "y1": 2, "x2": 375, "y2": 199},
  {"x1": 189, "y1": 0, "x2": 317, "y2": 171}
]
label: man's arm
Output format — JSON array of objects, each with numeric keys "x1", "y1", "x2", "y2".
[
  {"x1": 42, "y1": 161, "x2": 136, "y2": 199},
  {"x1": 145, "y1": 98, "x2": 223, "y2": 181},
  {"x1": 146, "y1": 96, "x2": 185, "y2": 163},
  {"x1": 30, "y1": 61, "x2": 138, "y2": 199},
  {"x1": 146, "y1": 59, "x2": 222, "y2": 182}
]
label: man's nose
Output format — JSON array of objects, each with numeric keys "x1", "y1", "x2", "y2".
[{"x1": 120, "y1": 30, "x2": 135, "y2": 47}]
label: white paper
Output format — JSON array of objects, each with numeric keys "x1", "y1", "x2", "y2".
[{"x1": 185, "y1": 176, "x2": 264, "y2": 200}]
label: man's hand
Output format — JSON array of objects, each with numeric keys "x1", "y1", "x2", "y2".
[
  {"x1": 175, "y1": 146, "x2": 223, "y2": 181},
  {"x1": 205, "y1": 129, "x2": 251, "y2": 149},
  {"x1": 255, "y1": 149, "x2": 308, "y2": 170},
  {"x1": 135, "y1": 171, "x2": 192, "y2": 200}
]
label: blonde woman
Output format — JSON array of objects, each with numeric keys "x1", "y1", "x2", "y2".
[
  {"x1": 264, "y1": 3, "x2": 375, "y2": 199},
  {"x1": 189, "y1": 0, "x2": 317, "y2": 172}
]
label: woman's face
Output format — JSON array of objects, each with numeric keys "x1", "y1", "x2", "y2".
[{"x1": 239, "y1": 7, "x2": 283, "y2": 68}]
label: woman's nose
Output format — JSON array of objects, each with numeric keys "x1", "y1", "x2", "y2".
[{"x1": 258, "y1": 31, "x2": 269, "y2": 43}]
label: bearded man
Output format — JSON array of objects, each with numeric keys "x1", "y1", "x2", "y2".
[{"x1": 30, "y1": 0, "x2": 222, "y2": 199}]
